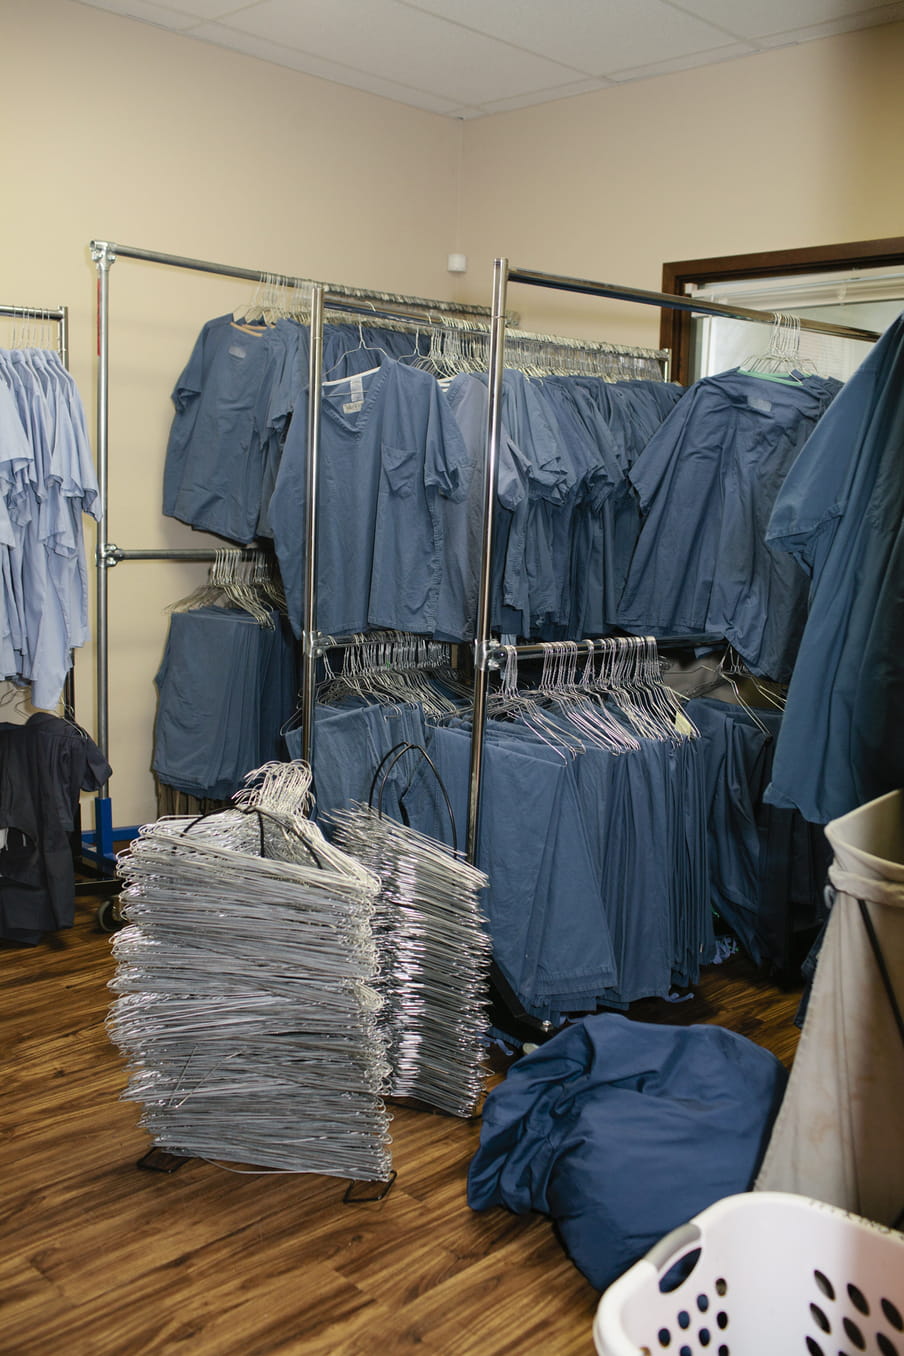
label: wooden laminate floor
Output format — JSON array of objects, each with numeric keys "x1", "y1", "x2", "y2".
[{"x1": 2, "y1": 897, "x2": 804, "y2": 1356}]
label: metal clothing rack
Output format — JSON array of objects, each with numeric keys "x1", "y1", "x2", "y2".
[
  {"x1": 89, "y1": 239, "x2": 510, "y2": 862},
  {"x1": 0, "y1": 301, "x2": 117, "y2": 899},
  {"x1": 1, "y1": 303, "x2": 69, "y2": 709},
  {"x1": 296, "y1": 287, "x2": 670, "y2": 772},
  {"x1": 464, "y1": 259, "x2": 882, "y2": 863},
  {"x1": 1, "y1": 303, "x2": 70, "y2": 725}
]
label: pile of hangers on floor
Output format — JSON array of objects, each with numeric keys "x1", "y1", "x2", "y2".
[{"x1": 107, "y1": 760, "x2": 490, "y2": 1179}]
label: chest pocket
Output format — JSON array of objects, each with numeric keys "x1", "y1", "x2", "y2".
[{"x1": 381, "y1": 444, "x2": 421, "y2": 499}]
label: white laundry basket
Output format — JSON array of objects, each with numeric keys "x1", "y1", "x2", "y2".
[{"x1": 592, "y1": 1191, "x2": 904, "y2": 1356}]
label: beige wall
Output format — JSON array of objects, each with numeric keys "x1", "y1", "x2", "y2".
[
  {"x1": 4, "y1": 0, "x2": 463, "y2": 827},
  {"x1": 4, "y1": 1, "x2": 904, "y2": 827},
  {"x1": 458, "y1": 23, "x2": 904, "y2": 346}
]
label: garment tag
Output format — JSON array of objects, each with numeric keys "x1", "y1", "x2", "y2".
[
  {"x1": 342, "y1": 373, "x2": 365, "y2": 415},
  {"x1": 228, "y1": 344, "x2": 248, "y2": 360},
  {"x1": 674, "y1": 708, "x2": 695, "y2": 736},
  {"x1": 747, "y1": 394, "x2": 772, "y2": 414}
]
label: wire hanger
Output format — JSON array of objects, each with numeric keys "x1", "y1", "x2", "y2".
[{"x1": 740, "y1": 311, "x2": 819, "y2": 382}]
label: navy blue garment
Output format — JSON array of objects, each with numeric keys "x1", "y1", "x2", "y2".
[
  {"x1": 153, "y1": 606, "x2": 297, "y2": 801},
  {"x1": 685, "y1": 697, "x2": 773, "y2": 964},
  {"x1": 467, "y1": 1013, "x2": 787, "y2": 1291},
  {"x1": 765, "y1": 313, "x2": 904, "y2": 822},
  {"x1": 271, "y1": 356, "x2": 474, "y2": 640},
  {"x1": 442, "y1": 373, "x2": 530, "y2": 639},
  {"x1": 686, "y1": 698, "x2": 831, "y2": 967},
  {"x1": 571, "y1": 377, "x2": 684, "y2": 630},
  {"x1": 432, "y1": 375, "x2": 485, "y2": 643},
  {"x1": 618, "y1": 370, "x2": 840, "y2": 679},
  {"x1": 571, "y1": 723, "x2": 713, "y2": 1005},
  {"x1": 320, "y1": 324, "x2": 429, "y2": 378},
  {"x1": 164, "y1": 315, "x2": 300, "y2": 545},
  {"x1": 403, "y1": 719, "x2": 618, "y2": 1014},
  {"x1": 493, "y1": 371, "x2": 572, "y2": 637},
  {"x1": 440, "y1": 372, "x2": 680, "y2": 642},
  {"x1": 536, "y1": 378, "x2": 622, "y2": 637},
  {"x1": 401, "y1": 711, "x2": 711, "y2": 1017},
  {"x1": 0, "y1": 713, "x2": 111, "y2": 942},
  {"x1": 286, "y1": 699, "x2": 430, "y2": 828}
]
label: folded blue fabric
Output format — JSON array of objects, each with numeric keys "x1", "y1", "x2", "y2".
[{"x1": 468, "y1": 1013, "x2": 786, "y2": 1290}]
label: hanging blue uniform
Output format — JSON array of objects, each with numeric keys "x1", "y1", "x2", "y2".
[
  {"x1": 0, "y1": 349, "x2": 99, "y2": 710},
  {"x1": 153, "y1": 606, "x2": 296, "y2": 800},
  {"x1": 764, "y1": 313, "x2": 904, "y2": 822},
  {"x1": 163, "y1": 315, "x2": 299, "y2": 545},
  {"x1": 617, "y1": 370, "x2": 840, "y2": 679},
  {"x1": 402, "y1": 718, "x2": 617, "y2": 1016},
  {"x1": 464, "y1": 370, "x2": 571, "y2": 638},
  {"x1": 270, "y1": 356, "x2": 474, "y2": 639},
  {"x1": 443, "y1": 373, "x2": 530, "y2": 638},
  {"x1": 286, "y1": 699, "x2": 429, "y2": 826},
  {"x1": 534, "y1": 378, "x2": 622, "y2": 636}
]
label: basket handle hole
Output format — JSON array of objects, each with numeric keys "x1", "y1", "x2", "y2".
[{"x1": 659, "y1": 1249, "x2": 702, "y2": 1294}]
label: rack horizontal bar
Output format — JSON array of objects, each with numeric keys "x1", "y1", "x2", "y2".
[{"x1": 508, "y1": 266, "x2": 880, "y2": 343}]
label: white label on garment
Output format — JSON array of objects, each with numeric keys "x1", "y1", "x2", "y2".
[
  {"x1": 228, "y1": 345, "x2": 248, "y2": 359},
  {"x1": 748, "y1": 395, "x2": 772, "y2": 414},
  {"x1": 342, "y1": 374, "x2": 365, "y2": 414}
]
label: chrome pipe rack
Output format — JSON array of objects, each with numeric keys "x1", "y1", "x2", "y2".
[
  {"x1": 89, "y1": 239, "x2": 499, "y2": 811},
  {"x1": 464, "y1": 258, "x2": 882, "y2": 862}
]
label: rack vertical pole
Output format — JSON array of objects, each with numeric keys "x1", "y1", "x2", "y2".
[
  {"x1": 300, "y1": 284, "x2": 325, "y2": 767},
  {"x1": 91, "y1": 242, "x2": 115, "y2": 860},
  {"x1": 57, "y1": 305, "x2": 77, "y2": 724},
  {"x1": 466, "y1": 258, "x2": 509, "y2": 863}
]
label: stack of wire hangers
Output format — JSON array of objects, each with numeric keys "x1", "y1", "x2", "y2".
[
  {"x1": 107, "y1": 762, "x2": 393, "y2": 1179},
  {"x1": 331, "y1": 802, "x2": 492, "y2": 1118}
]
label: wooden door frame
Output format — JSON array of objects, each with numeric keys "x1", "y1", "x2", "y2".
[{"x1": 660, "y1": 237, "x2": 904, "y2": 383}]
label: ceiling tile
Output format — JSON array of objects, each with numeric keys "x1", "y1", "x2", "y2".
[
  {"x1": 67, "y1": 0, "x2": 904, "y2": 117},
  {"x1": 160, "y1": 1, "x2": 273, "y2": 19},
  {"x1": 214, "y1": 0, "x2": 591, "y2": 103},
  {"x1": 187, "y1": 19, "x2": 468, "y2": 112},
  {"x1": 477, "y1": 78, "x2": 614, "y2": 116},
  {"x1": 670, "y1": 0, "x2": 904, "y2": 42},
  {"x1": 608, "y1": 41, "x2": 755, "y2": 82},
  {"x1": 402, "y1": 0, "x2": 747, "y2": 75},
  {"x1": 752, "y1": 0, "x2": 904, "y2": 44},
  {"x1": 71, "y1": 0, "x2": 200, "y2": 28}
]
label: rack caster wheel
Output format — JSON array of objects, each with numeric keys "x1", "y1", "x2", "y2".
[{"x1": 96, "y1": 897, "x2": 125, "y2": 933}]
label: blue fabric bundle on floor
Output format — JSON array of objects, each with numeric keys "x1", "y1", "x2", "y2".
[{"x1": 467, "y1": 1013, "x2": 787, "y2": 1291}]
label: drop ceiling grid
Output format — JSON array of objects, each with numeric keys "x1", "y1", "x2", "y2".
[{"x1": 73, "y1": 0, "x2": 904, "y2": 115}]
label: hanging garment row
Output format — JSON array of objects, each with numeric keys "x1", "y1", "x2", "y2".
[
  {"x1": 0, "y1": 346, "x2": 100, "y2": 709},
  {"x1": 160, "y1": 314, "x2": 682, "y2": 644},
  {"x1": 151, "y1": 550, "x2": 297, "y2": 805},
  {"x1": 152, "y1": 594, "x2": 828, "y2": 1005},
  {"x1": 301, "y1": 638, "x2": 827, "y2": 1013},
  {"x1": 616, "y1": 367, "x2": 842, "y2": 680},
  {"x1": 763, "y1": 309, "x2": 904, "y2": 823},
  {"x1": 161, "y1": 310, "x2": 852, "y2": 674}
]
